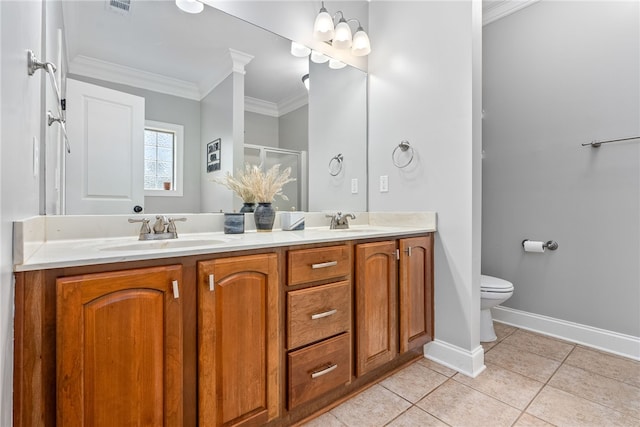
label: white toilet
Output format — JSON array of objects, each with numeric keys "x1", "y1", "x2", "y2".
[{"x1": 480, "y1": 274, "x2": 514, "y2": 342}]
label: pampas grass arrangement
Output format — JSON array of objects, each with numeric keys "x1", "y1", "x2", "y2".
[{"x1": 215, "y1": 164, "x2": 295, "y2": 203}]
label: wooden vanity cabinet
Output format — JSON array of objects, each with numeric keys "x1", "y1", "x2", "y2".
[
  {"x1": 285, "y1": 244, "x2": 353, "y2": 410},
  {"x1": 197, "y1": 253, "x2": 280, "y2": 426},
  {"x1": 355, "y1": 234, "x2": 435, "y2": 376},
  {"x1": 399, "y1": 235, "x2": 434, "y2": 352},
  {"x1": 56, "y1": 265, "x2": 184, "y2": 427},
  {"x1": 354, "y1": 241, "x2": 398, "y2": 376}
]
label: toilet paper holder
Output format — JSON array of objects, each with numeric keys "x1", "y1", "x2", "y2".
[{"x1": 522, "y1": 239, "x2": 558, "y2": 251}]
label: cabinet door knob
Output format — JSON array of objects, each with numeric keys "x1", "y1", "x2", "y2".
[{"x1": 310, "y1": 309, "x2": 337, "y2": 320}]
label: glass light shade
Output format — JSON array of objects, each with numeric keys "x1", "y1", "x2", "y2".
[
  {"x1": 332, "y1": 19, "x2": 352, "y2": 49},
  {"x1": 302, "y1": 74, "x2": 310, "y2": 90},
  {"x1": 351, "y1": 27, "x2": 371, "y2": 56},
  {"x1": 290, "y1": 41, "x2": 311, "y2": 58},
  {"x1": 313, "y1": 8, "x2": 335, "y2": 41},
  {"x1": 310, "y1": 50, "x2": 329, "y2": 64},
  {"x1": 175, "y1": 0, "x2": 203, "y2": 14},
  {"x1": 329, "y1": 59, "x2": 347, "y2": 69}
]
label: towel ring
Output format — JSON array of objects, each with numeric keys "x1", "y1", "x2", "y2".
[
  {"x1": 328, "y1": 154, "x2": 344, "y2": 176},
  {"x1": 392, "y1": 140, "x2": 414, "y2": 168}
]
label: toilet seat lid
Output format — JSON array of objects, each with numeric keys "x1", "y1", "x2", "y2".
[{"x1": 481, "y1": 274, "x2": 514, "y2": 292}]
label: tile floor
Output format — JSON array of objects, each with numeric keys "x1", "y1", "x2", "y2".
[{"x1": 302, "y1": 323, "x2": 640, "y2": 426}]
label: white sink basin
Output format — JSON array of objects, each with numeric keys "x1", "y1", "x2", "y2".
[{"x1": 100, "y1": 239, "x2": 227, "y2": 251}]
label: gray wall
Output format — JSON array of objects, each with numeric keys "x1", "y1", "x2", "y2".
[
  {"x1": 65, "y1": 75, "x2": 202, "y2": 213},
  {"x1": 200, "y1": 74, "x2": 235, "y2": 212},
  {"x1": 369, "y1": 0, "x2": 482, "y2": 362},
  {"x1": 245, "y1": 111, "x2": 279, "y2": 147},
  {"x1": 1, "y1": 1, "x2": 44, "y2": 423},
  {"x1": 482, "y1": 1, "x2": 640, "y2": 336},
  {"x1": 309, "y1": 59, "x2": 368, "y2": 212},
  {"x1": 279, "y1": 104, "x2": 308, "y2": 152}
]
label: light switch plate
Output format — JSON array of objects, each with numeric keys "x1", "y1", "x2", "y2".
[
  {"x1": 351, "y1": 178, "x2": 358, "y2": 194},
  {"x1": 380, "y1": 175, "x2": 388, "y2": 192}
]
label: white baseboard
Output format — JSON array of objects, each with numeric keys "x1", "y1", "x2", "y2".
[
  {"x1": 423, "y1": 339, "x2": 486, "y2": 378},
  {"x1": 492, "y1": 306, "x2": 640, "y2": 361}
]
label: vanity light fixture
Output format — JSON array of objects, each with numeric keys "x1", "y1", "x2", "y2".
[
  {"x1": 329, "y1": 58, "x2": 347, "y2": 70},
  {"x1": 312, "y1": 1, "x2": 371, "y2": 56},
  {"x1": 310, "y1": 50, "x2": 329, "y2": 64},
  {"x1": 302, "y1": 74, "x2": 310, "y2": 90},
  {"x1": 291, "y1": 41, "x2": 311, "y2": 58},
  {"x1": 175, "y1": 0, "x2": 203, "y2": 14}
]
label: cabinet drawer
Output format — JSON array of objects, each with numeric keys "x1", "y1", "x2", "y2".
[
  {"x1": 288, "y1": 245, "x2": 351, "y2": 285},
  {"x1": 288, "y1": 333, "x2": 351, "y2": 409},
  {"x1": 287, "y1": 281, "x2": 351, "y2": 349}
]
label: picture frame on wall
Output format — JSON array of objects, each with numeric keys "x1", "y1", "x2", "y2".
[{"x1": 207, "y1": 138, "x2": 221, "y2": 173}]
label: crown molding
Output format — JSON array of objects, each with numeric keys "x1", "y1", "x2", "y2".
[
  {"x1": 68, "y1": 55, "x2": 201, "y2": 101},
  {"x1": 278, "y1": 92, "x2": 309, "y2": 117},
  {"x1": 245, "y1": 97, "x2": 279, "y2": 117},
  {"x1": 483, "y1": 0, "x2": 540, "y2": 26}
]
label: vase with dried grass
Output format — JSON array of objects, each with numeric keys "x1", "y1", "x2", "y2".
[{"x1": 215, "y1": 164, "x2": 295, "y2": 231}]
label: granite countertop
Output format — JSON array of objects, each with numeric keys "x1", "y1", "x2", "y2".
[{"x1": 13, "y1": 212, "x2": 437, "y2": 271}]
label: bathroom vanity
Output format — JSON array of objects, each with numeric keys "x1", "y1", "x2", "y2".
[{"x1": 13, "y1": 212, "x2": 436, "y2": 426}]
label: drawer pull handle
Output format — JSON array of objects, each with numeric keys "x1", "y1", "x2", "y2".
[
  {"x1": 311, "y1": 364, "x2": 338, "y2": 379},
  {"x1": 311, "y1": 260, "x2": 338, "y2": 269},
  {"x1": 311, "y1": 309, "x2": 337, "y2": 320}
]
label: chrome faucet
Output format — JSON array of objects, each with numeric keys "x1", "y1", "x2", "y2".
[
  {"x1": 129, "y1": 216, "x2": 187, "y2": 240},
  {"x1": 327, "y1": 212, "x2": 356, "y2": 229}
]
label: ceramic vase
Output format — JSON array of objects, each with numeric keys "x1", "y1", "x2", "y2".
[
  {"x1": 240, "y1": 202, "x2": 255, "y2": 213},
  {"x1": 254, "y1": 202, "x2": 275, "y2": 232}
]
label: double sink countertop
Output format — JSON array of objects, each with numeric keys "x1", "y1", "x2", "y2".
[{"x1": 13, "y1": 211, "x2": 437, "y2": 272}]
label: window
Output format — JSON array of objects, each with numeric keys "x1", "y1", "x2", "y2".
[{"x1": 144, "y1": 120, "x2": 184, "y2": 197}]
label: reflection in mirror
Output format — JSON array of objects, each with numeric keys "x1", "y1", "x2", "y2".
[{"x1": 46, "y1": 0, "x2": 367, "y2": 215}]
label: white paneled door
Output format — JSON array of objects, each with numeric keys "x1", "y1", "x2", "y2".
[{"x1": 65, "y1": 79, "x2": 145, "y2": 214}]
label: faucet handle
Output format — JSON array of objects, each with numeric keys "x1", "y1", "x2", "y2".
[
  {"x1": 128, "y1": 218, "x2": 151, "y2": 235},
  {"x1": 166, "y1": 217, "x2": 187, "y2": 234}
]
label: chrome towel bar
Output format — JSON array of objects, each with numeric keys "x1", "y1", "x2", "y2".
[{"x1": 581, "y1": 136, "x2": 639, "y2": 148}]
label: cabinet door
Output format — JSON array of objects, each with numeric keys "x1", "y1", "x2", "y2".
[
  {"x1": 355, "y1": 241, "x2": 398, "y2": 376},
  {"x1": 198, "y1": 254, "x2": 279, "y2": 426},
  {"x1": 56, "y1": 265, "x2": 184, "y2": 427},
  {"x1": 399, "y1": 235, "x2": 435, "y2": 353}
]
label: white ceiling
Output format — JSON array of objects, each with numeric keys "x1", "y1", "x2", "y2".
[{"x1": 62, "y1": 0, "x2": 309, "y2": 111}]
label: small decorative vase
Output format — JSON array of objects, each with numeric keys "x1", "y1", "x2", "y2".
[
  {"x1": 240, "y1": 202, "x2": 256, "y2": 213},
  {"x1": 223, "y1": 212, "x2": 244, "y2": 234},
  {"x1": 254, "y1": 202, "x2": 276, "y2": 232}
]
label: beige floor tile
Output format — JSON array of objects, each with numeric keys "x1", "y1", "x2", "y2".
[
  {"x1": 513, "y1": 413, "x2": 555, "y2": 426},
  {"x1": 385, "y1": 406, "x2": 448, "y2": 427},
  {"x1": 416, "y1": 357, "x2": 458, "y2": 378},
  {"x1": 548, "y1": 364, "x2": 640, "y2": 419},
  {"x1": 502, "y1": 329, "x2": 574, "y2": 361},
  {"x1": 380, "y1": 361, "x2": 448, "y2": 403},
  {"x1": 481, "y1": 340, "x2": 498, "y2": 352},
  {"x1": 416, "y1": 379, "x2": 521, "y2": 427},
  {"x1": 484, "y1": 342, "x2": 561, "y2": 382},
  {"x1": 330, "y1": 384, "x2": 411, "y2": 427},
  {"x1": 301, "y1": 411, "x2": 347, "y2": 427},
  {"x1": 527, "y1": 386, "x2": 639, "y2": 426},
  {"x1": 565, "y1": 346, "x2": 640, "y2": 388},
  {"x1": 493, "y1": 321, "x2": 517, "y2": 341},
  {"x1": 453, "y1": 362, "x2": 544, "y2": 409}
]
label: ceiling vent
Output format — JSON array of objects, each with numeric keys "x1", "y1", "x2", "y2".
[{"x1": 107, "y1": 0, "x2": 131, "y2": 15}]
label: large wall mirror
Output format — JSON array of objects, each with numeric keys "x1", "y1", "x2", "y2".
[{"x1": 45, "y1": 0, "x2": 367, "y2": 215}]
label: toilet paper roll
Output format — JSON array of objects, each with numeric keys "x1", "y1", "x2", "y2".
[{"x1": 523, "y1": 240, "x2": 545, "y2": 253}]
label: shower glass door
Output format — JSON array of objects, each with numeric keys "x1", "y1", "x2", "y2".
[{"x1": 244, "y1": 145, "x2": 307, "y2": 212}]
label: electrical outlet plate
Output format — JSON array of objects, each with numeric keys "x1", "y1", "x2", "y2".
[
  {"x1": 351, "y1": 178, "x2": 358, "y2": 194},
  {"x1": 380, "y1": 175, "x2": 388, "y2": 192}
]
